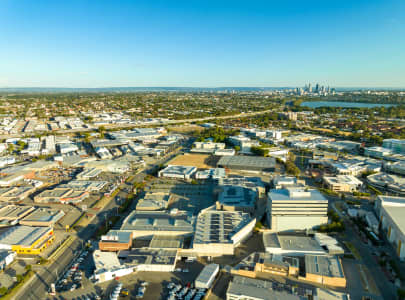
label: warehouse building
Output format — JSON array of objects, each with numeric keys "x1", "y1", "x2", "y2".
[
  {"x1": 0, "y1": 186, "x2": 37, "y2": 202},
  {"x1": 158, "y1": 165, "x2": 197, "y2": 180},
  {"x1": 195, "y1": 264, "x2": 219, "y2": 289},
  {"x1": 374, "y1": 195, "x2": 405, "y2": 258},
  {"x1": 217, "y1": 156, "x2": 276, "y2": 173},
  {"x1": 193, "y1": 209, "x2": 255, "y2": 256},
  {"x1": 34, "y1": 188, "x2": 89, "y2": 204},
  {"x1": 267, "y1": 187, "x2": 328, "y2": 232},
  {"x1": 19, "y1": 208, "x2": 65, "y2": 227},
  {"x1": 0, "y1": 205, "x2": 35, "y2": 224},
  {"x1": 302, "y1": 255, "x2": 346, "y2": 288},
  {"x1": 0, "y1": 226, "x2": 54, "y2": 254},
  {"x1": 120, "y1": 210, "x2": 194, "y2": 239}
]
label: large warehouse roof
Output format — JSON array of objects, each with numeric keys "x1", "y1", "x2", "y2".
[{"x1": 217, "y1": 155, "x2": 275, "y2": 171}]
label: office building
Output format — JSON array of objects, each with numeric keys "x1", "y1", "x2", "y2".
[{"x1": 267, "y1": 187, "x2": 328, "y2": 232}]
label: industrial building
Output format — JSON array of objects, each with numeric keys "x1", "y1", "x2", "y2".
[
  {"x1": 120, "y1": 210, "x2": 194, "y2": 239},
  {"x1": 374, "y1": 195, "x2": 405, "y2": 258},
  {"x1": 193, "y1": 209, "x2": 255, "y2": 256},
  {"x1": 0, "y1": 205, "x2": 35, "y2": 224},
  {"x1": 217, "y1": 156, "x2": 276, "y2": 173},
  {"x1": 0, "y1": 186, "x2": 37, "y2": 202},
  {"x1": 267, "y1": 187, "x2": 328, "y2": 232},
  {"x1": 19, "y1": 207, "x2": 65, "y2": 226},
  {"x1": 158, "y1": 165, "x2": 197, "y2": 180},
  {"x1": 34, "y1": 188, "x2": 89, "y2": 204},
  {"x1": 323, "y1": 175, "x2": 362, "y2": 192},
  {"x1": 0, "y1": 226, "x2": 54, "y2": 254},
  {"x1": 195, "y1": 264, "x2": 219, "y2": 289}
]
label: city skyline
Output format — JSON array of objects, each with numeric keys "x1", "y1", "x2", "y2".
[{"x1": 1, "y1": 0, "x2": 404, "y2": 88}]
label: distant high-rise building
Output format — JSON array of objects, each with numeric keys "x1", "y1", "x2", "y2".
[
  {"x1": 308, "y1": 83, "x2": 312, "y2": 93},
  {"x1": 315, "y1": 83, "x2": 320, "y2": 93}
]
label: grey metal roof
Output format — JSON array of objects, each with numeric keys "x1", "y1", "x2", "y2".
[
  {"x1": 305, "y1": 255, "x2": 344, "y2": 278},
  {"x1": 217, "y1": 155, "x2": 275, "y2": 170}
]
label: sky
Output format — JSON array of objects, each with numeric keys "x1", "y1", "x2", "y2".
[{"x1": 0, "y1": 0, "x2": 404, "y2": 88}]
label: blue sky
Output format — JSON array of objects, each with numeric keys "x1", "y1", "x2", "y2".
[{"x1": 0, "y1": 0, "x2": 404, "y2": 87}]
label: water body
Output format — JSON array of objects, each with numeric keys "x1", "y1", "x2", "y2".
[{"x1": 300, "y1": 101, "x2": 396, "y2": 108}]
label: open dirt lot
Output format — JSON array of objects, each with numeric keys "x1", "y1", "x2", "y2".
[{"x1": 168, "y1": 154, "x2": 219, "y2": 169}]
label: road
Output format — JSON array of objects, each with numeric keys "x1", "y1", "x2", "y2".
[{"x1": 14, "y1": 145, "x2": 185, "y2": 300}]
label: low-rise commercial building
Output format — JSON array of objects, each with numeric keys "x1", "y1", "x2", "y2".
[
  {"x1": 119, "y1": 248, "x2": 178, "y2": 272},
  {"x1": 263, "y1": 233, "x2": 326, "y2": 256},
  {"x1": 216, "y1": 185, "x2": 256, "y2": 213},
  {"x1": 120, "y1": 210, "x2": 194, "y2": 239},
  {"x1": 195, "y1": 168, "x2": 226, "y2": 180},
  {"x1": 375, "y1": 195, "x2": 405, "y2": 259},
  {"x1": 367, "y1": 172, "x2": 405, "y2": 195},
  {"x1": 158, "y1": 165, "x2": 197, "y2": 180},
  {"x1": 0, "y1": 250, "x2": 16, "y2": 271},
  {"x1": 195, "y1": 264, "x2": 219, "y2": 289},
  {"x1": 232, "y1": 252, "x2": 299, "y2": 279},
  {"x1": 193, "y1": 209, "x2": 255, "y2": 256},
  {"x1": 136, "y1": 192, "x2": 172, "y2": 211},
  {"x1": 99, "y1": 230, "x2": 133, "y2": 252},
  {"x1": 302, "y1": 255, "x2": 346, "y2": 288},
  {"x1": 267, "y1": 187, "x2": 328, "y2": 232},
  {"x1": 226, "y1": 276, "x2": 304, "y2": 300},
  {"x1": 323, "y1": 175, "x2": 362, "y2": 192}
]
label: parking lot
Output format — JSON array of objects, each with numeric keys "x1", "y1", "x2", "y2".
[{"x1": 52, "y1": 258, "x2": 206, "y2": 300}]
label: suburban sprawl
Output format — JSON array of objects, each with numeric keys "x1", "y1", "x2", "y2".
[{"x1": 0, "y1": 87, "x2": 405, "y2": 300}]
